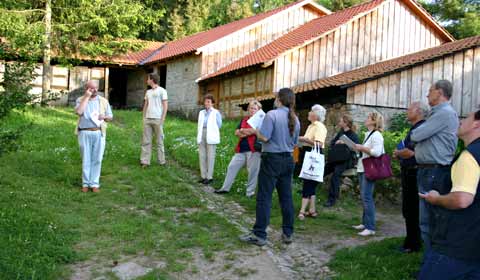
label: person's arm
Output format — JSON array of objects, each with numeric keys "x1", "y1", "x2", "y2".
[
  {"x1": 161, "y1": 100, "x2": 168, "y2": 123},
  {"x1": 75, "y1": 88, "x2": 93, "y2": 115},
  {"x1": 410, "y1": 113, "x2": 449, "y2": 142},
  {"x1": 216, "y1": 111, "x2": 222, "y2": 129},
  {"x1": 256, "y1": 113, "x2": 273, "y2": 142},
  {"x1": 419, "y1": 191, "x2": 474, "y2": 210},
  {"x1": 142, "y1": 98, "x2": 148, "y2": 119},
  {"x1": 100, "y1": 103, "x2": 113, "y2": 122},
  {"x1": 355, "y1": 133, "x2": 383, "y2": 156},
  {"x1": 394, "y1": 148, "x2": 415, "y2": 159}
]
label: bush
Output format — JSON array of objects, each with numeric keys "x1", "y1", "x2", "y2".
[{"x1": 0, "y1": 61, "x2": 36, "y2": 119}]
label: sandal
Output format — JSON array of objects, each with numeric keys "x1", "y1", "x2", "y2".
[
  {"x1": 307, "y1": 211, "x2": 318, "y2": 218},
  {"x1": 298, "y1": 211, "x2": 306, "y2": 220}
]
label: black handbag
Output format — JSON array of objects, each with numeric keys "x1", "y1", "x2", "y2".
[{"x1": 327, "y1": 144, "x2": 351, "y2": 163}]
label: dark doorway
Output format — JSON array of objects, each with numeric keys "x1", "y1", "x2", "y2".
[
  {"x1": 108, "y1": 68, "x2": 129, "y2": 108},
  {"x1": 159, "y1": 65, "x2": 167, "y2": 88}
]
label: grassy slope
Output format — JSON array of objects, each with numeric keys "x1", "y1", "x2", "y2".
[
  {"x1": 0, "y1": 108, "x2": 240, "y2": 279},
  {"x1": 0, "y1": 108, "x2": 420, "y2": 279}
]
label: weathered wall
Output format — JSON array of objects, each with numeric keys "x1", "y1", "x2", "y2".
[
  {"x1": 274, "y1": 0, "x2": 446, "y2": 91},
  {"x1": 125, "y1": 69, "x2": 147, "y2": 107},
  {"x1": 201, "y1": 67, "x2": 274, "y2": 118},
  {"x1": 165, "y1": 55, "x2": 203, "y2": 119},
  {"x1": 298, "y1": 102, "x2": 405, "y2": 143},
  {"x1": 200, "y1": 4, "x2": 324, "y2": 77},
  {"x1": 347, "y1": 46, "x2": 480, "y2": 117}
]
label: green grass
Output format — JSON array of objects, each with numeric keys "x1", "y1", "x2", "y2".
[
  {"x1": 0, "y1": 108, "x2": 241, "y2": 279},
  {"x1": 0, "y1": 107, "x2": 417, "y2": 279},
  {"x1": 329, "y1": 237, "x2": 423, "y2": 280}
]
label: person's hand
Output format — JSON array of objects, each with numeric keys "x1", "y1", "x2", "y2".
[
  {"x1": 335, "y1": 140, "x2": 345, "y2": 145},
  {"x1": 85, "y1": 87, "x2": 94, "y2": 97},
  {"x1": 397, "y1": 148, "x2": 415, "y2": 159},
  {"x1": 354, "y1": 144, "x2": 364, "y2": 152},
  {"x1": 419, "y1": 190, "x2": 440, "y2": 204},
  {"x1": 98, "y1": 114, "x2": 105, "y2": 121}
]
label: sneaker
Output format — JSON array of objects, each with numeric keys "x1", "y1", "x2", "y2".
[
  {"x1": 352, "y1": 224, "x2": 365, "y2": 230},
  {"x1": 214, "y1": 189, "x2": 228, "y2": 194},
  {"x1": 239, "y1": 233, "x2": 267, "y2": 246},
  {"x1": 358, "y1": 229, "x2": 376, "y2": 236},
  {"x1": 281, "y1": 234, "x2": 293, "y2": 244}
]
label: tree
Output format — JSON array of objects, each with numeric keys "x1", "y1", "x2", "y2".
[
  {"x1": 420, "y1": 0, "x2": 480, "y2": 39},
  {"x1": 0, "y1": 0, "x2": 163, "y2": 104}
]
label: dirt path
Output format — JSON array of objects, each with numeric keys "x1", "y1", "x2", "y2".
[
  {"x1": 173, "y1": 162, "x2": 405, "y2": 280},
  {"x1": 69, "y1": 161, "x2": 405, "y2": 280}
]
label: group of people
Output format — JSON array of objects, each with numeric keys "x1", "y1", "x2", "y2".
[{"x1": 74, "y1": 76, "x2": 479, "y2": 279}]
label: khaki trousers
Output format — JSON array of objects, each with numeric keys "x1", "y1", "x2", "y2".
[
  {"x1": 140, "y1": 118, "x2": 165, "y2": 165},
  {"x1": 220, "y1": 151, "x2": 261, "y2": 196},
  {"x1": 198, "y1": 128, "x2": 217, "y2": 180}
]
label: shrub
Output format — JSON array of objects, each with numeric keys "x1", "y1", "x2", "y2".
[{"x1": 0, "y1": 61, "x2": 36, "y2": 119}]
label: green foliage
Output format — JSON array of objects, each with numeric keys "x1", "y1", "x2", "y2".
[
  {"x1": 329, "y1": 237, "x2": 423, "y2": 280},
  {"x1": 0, "y1": 60, "x2": 36, "y2": 119},
  {"x1": 0, "y1": 0, "x2": 162, "y2": 60},
  {"x1": 389, "y1": 112, "x2": 410, "y2": 132},
  {"x1": 420, "y1": 0, "x2": 480, "y2": 39}
]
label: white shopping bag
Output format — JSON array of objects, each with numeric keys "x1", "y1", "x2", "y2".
[{"x1": 299, "y1": 143, "x2": 325, "y2": 182}]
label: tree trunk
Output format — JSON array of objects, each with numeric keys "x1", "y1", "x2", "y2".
[{"x1": 41, "y1": 0, "x2": 52, "y2": 106}]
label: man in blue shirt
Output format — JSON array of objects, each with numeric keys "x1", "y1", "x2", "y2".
[
  {"x1": 411, "y1": 80, "x2": 459, "y2": 251},
  {"x1": 75, "y1": 80, "x2": 113, "y2": 193}
]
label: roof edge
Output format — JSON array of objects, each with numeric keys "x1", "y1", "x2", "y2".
[{"x1": 195, "y1": 0, "x2": 332, "y2": 54}]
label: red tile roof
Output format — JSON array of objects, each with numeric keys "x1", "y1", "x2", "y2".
[
  {"x1": 200, "y1": 0, "x2": 385, "y2": 81},
  {"x1": 290, "y1": 35, "x2": 480, "y2": 93},
  {"x1": 73, "y1": 40, "x2": 165, "y2": 65},
  {"x1": 141, "y1": 0, "x2": 329, "y2": 65}
]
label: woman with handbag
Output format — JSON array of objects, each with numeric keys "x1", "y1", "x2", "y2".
[
  {"x1": 324, "y1": 115, "x2": 359, "y2": 207},
  {"x1": 215, "y1": 100, "x2": 262, "y2": 197},
  {"x1": 353, "y1": 112, "x2": 385, "y2": 236},
  {"x1": 297, "y1": 104, "x2": 328, "y2": 220}
]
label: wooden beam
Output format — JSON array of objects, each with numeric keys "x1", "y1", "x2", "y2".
[{"x1": 104, "y1": 67, "x2": 109, "y2": 100}]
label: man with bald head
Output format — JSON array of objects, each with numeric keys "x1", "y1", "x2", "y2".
[
  {"x1": 75, "y1": 80, "x2": 113, "y2": 193},
  {"x1": 394, "y1": 101, "x2": 429, "y2": 253}
]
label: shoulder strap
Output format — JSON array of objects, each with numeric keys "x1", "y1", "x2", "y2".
[{"x1": 363, "y1": 130, "x2": 376, "y2": 144}]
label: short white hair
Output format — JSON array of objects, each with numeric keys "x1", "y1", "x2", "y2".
[
  {"x1": 311, "y1": 104, "x2": 326, "y2": 122},
  {"x1": 411, "y1": 101, "x2": 430, "y2": 118}
]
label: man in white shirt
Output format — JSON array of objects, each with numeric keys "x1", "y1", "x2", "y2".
[{"x1": 140, "y1": 73, "x2": 168, "y2": 167}]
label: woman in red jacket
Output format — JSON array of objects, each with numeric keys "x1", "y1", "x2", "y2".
[{"x1": 215, "y1": 100, "x2": 262, "y2": 197}]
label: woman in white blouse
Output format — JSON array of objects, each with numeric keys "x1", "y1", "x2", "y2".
[{"x1": 353, "y1": 112, "x2": 385, "y2": 236}]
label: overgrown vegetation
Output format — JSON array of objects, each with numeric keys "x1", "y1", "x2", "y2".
[
  {"x1": 329, "y1": 237, "x2": 423, "y2": 280},
  {"x1": 0, "y1": 108, "x2": 241, "y2": 279},
  {"x1": 0, "y1": 108, "x2": 424, "y2": 279}
]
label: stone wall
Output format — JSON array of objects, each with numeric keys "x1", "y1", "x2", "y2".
[
  {"x1": 126, "y1": 69, "x2": 147, "y2": 108},
  {"x1": 298, "y1": 103, "x2": 406, "y2": 143},
  {"x1": 165, "y1": 55, "x2": 203, "y2": 120}
]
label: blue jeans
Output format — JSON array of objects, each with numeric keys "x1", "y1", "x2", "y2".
[
  {"x1": 417, "y1": 167, "x2": 450, "y2": 251},
  {"x1": 419, "y1": 250, "x2": 480, "y2": 280},
  {"x1": 328, "y1": 162, "x2": 348, "y2": 203},
  {"x1": 253, "y1": 152, "x2": 295, "y2": 240},
  {"x1": 78, "y1": 130, "x2": 106, "y2": 188},
  {"x1": 359, "y1": 173, "x2": 376, "y2": 230}
]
